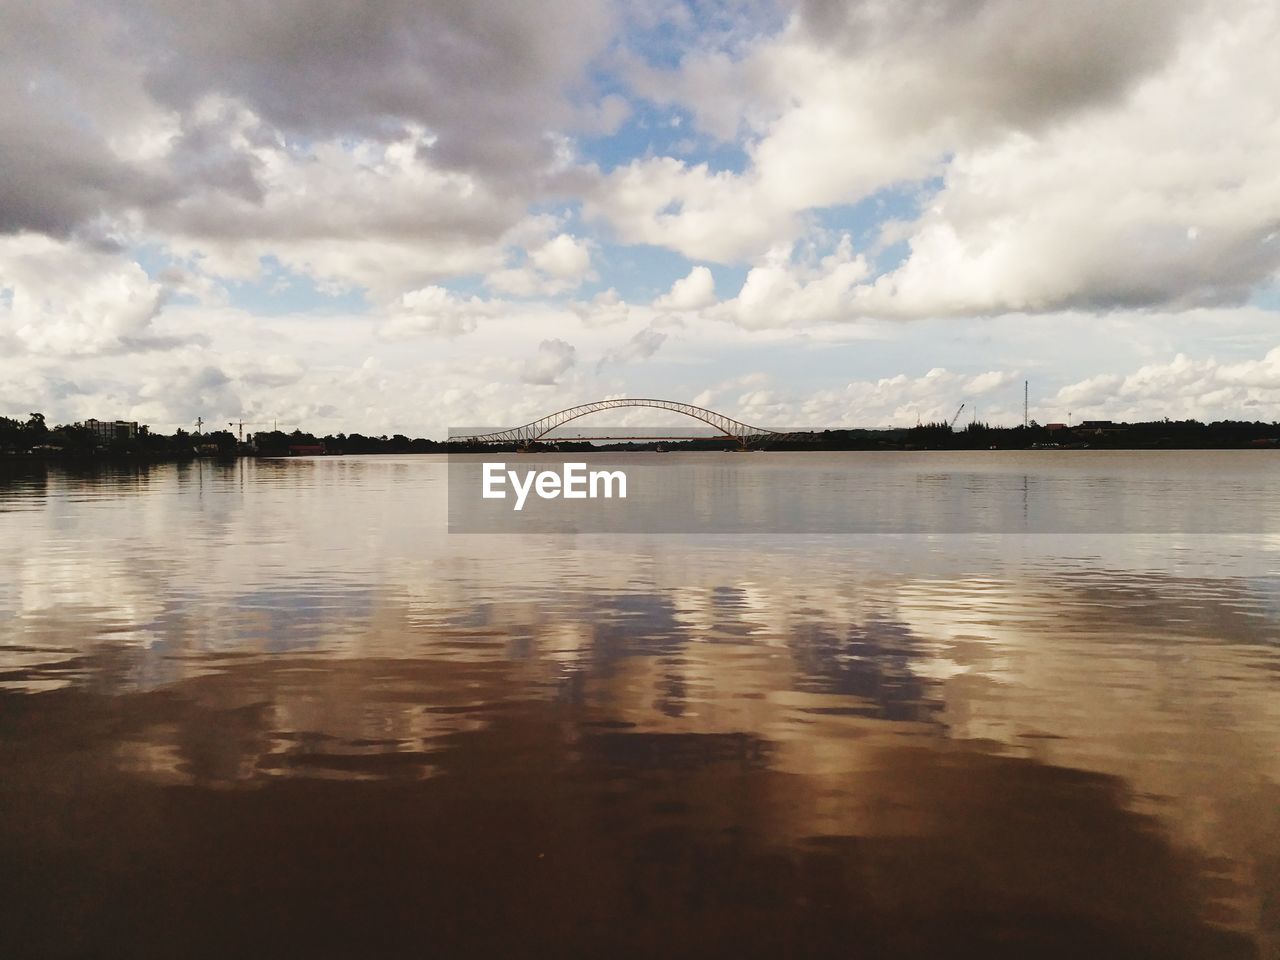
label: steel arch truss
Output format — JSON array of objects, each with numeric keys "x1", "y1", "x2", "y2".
[{"x1": 454, "y1": 398, "x2": 776, "y2": 447}]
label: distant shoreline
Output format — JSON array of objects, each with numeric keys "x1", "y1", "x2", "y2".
[
  {"x1": 5, "y1": 414, "x2": 1278, "y2": 461},
  {"x1": 5, "y1": 444, "x2": 1279, "y2": 466}
]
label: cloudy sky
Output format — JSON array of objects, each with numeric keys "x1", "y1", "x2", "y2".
[{"x1": 2, "y1": 0, "x2": 1278, "y2": 436}]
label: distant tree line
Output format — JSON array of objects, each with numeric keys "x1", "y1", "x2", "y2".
[
  {"x1": 516, "y1": 418, "x2": 1280, "y2": 451},
  {"x1": 0, "y1": 414, "x2": 240, "y2": 459},
  {"x1": 251, "y1": 430, "x2": 446, "y2": 456},
  {"x1": 3, "y1": 413, "x2": 1278, "y2": 459},
  {"x1": 755, "y1": 418, "x2": 1280, "y2": 451},
  {"x1": 0, "y1": 417, "x2": 451, "y2": 459}
]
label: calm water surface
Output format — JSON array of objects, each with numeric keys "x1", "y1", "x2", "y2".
[{"x1": 1, "y1": 454, "x2": 1278, "y2": 958}]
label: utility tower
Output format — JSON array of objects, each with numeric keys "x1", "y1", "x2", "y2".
[{"x1": 1023, "y1": 381, "x2": 1029, "y2": 429}]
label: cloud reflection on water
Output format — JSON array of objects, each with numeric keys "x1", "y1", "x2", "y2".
[{"x1": 0, "y1": 456, "x2": 1277, "y2": 956}]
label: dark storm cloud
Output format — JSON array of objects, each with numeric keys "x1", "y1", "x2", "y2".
[
  {"x1": 794, "y1": 0, "x2": 1198, "y2": 129},
  {"x1": 165, "y1": 114, "x2": 267, "y2": 207},
  {"x1": 125, "y1": 0, "x2": 614, "y2": 178},
  {"x1": 0, "y1": 0, "x2": 165, "y2": 236},
  {"x1": 0, "y1": 0, "x2": 615, "y2": 239},
  {"x1": 0, "y1": 122, "x2": 155, "y2": 237}
]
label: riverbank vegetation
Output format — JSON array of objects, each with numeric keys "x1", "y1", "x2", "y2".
[{"x1": 3, "y1": 413, "x2": 1277, "y2": 459}]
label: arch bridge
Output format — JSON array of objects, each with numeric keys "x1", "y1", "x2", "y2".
[{"x1": 452, "y1": 398, "x2": 782, "y2": 448}]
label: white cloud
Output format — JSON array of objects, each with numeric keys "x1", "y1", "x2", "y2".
[
  {"x1": 487, "y1": 232, "x2": 594, "y2": 297},
  {"x1": 964, "y1": 371, "x2": 1019, "y2": 396},
  {"x1": 571, "y1": 288, "x2": 631, "y2": 327},
  {"x1": 381, "y1": 286, "x2": 500, "y2": 338},
  {"x1": 654, "y1": 265, "x2": 716, "y2": 310},
  {"x1": 692, "y1": 372, "x2": 771, "y2": 411},
  {"x1": 606, "y1": 0, "x2": 1280, "y2": 318},
  {"x1": 852, "y1": 5, "x2": 1280, "y2": 317},
  {"x1": 717, "y1": 366, "x2": 1028, "y2": 429},
  {"x1": 530, "y1": 234, "x2": 592, "y2": 280},
  {"x1": 586, "y1": 157, "x2": 799, "y2": 262},
  {"x1": 599, "y1": 325, "x2": 668, "y2": 368},
  {"x1": 521, "y1": 338, "x2": 577, "y2": 385},
  {"x1": 0, "y1": 234, "x2": 177, "y2": 356},
  {"x1": 1054, "y1": 348, "x2": 1280, "y2": 420},
  {"x1": 709, "y1": 236, "x2": 871, "y2": 329}
]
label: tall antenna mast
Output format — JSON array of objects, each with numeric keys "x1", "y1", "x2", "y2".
[{"x1": 1024, "y1": 380, "x2": 1029, "y2": 429}]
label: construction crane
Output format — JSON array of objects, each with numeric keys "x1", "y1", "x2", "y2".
[
  {"x1": 227, "y1": 419, "x2": 283, "y2": 442},
  {"x1": 949, "y1": 403, "x2": 965, "y2": 429}
]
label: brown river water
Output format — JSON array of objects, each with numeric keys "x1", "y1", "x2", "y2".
[{"x1": 1, "y1": 453, "x2": 1278, "y2": 958}]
